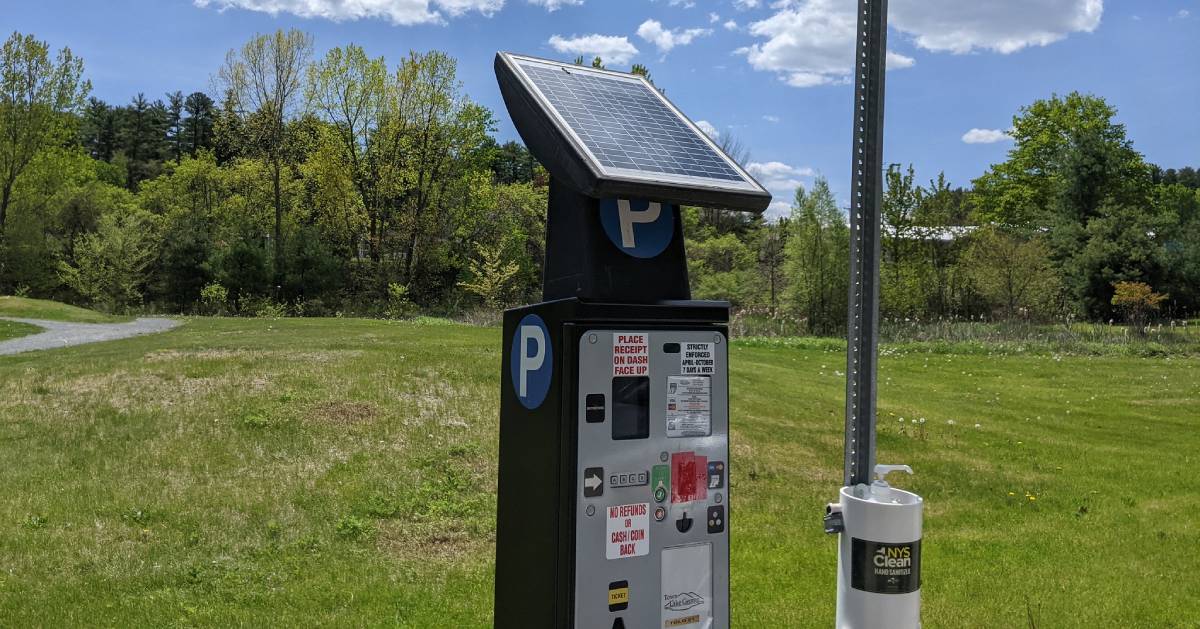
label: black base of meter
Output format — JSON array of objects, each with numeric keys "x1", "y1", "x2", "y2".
[{"x1": 495, "y1": 298, "x2": 731, "y2": 629}]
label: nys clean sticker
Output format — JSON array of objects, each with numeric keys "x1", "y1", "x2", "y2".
[{"x1": 851, "y1": 538, "x2": 921, "y2": 594}]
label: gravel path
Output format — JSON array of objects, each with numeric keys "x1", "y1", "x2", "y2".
[{"x1": 0, "y1": 317, "x2": 181, "y2": 356}]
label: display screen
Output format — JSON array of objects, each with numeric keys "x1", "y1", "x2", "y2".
[{"x1": 611, "y1": 376, "x2": 649, "y2": 440}]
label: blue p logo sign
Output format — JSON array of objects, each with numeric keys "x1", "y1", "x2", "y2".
[
  {"x1": 511, "y1": 314, "x2": 552, "y2": 409},
  {"x1": 599, "y1": 198, "x2": 674, "y2": 258}
]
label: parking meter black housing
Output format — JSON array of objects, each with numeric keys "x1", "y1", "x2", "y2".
[
  {"x1": 493, "y1": 50, "x2": 770, "y2": 629},
  {"x1": 495, "y1": 53, "x2": 772, "y2": 214}
]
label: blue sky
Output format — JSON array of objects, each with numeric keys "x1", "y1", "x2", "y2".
[{"x1": 11, "y1": 0, "x2": 1199, "y2": 215}]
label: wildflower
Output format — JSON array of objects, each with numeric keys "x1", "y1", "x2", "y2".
[
  {"x1": 974, "y1": 423, "x2": 981, "y2": 429},
  {"x1": 1008, "y1": 492, "x2": 1015, "y2": 496},
  {"x1": 1028, "y1": 496, "x2": 1036, "y2": 501},
  {"x1": 919, "y1": 418, "x2": 926, "y2": 424},
  {"x1": 947, "y1": 420, "x2": 956, "y2": 426}
]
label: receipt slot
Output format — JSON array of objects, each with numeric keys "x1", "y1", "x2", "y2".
[{"x1": 492, "y1": 53, "x2": 770, "y2": 629}]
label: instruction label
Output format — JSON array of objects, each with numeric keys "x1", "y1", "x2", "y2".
[
  {"x1": 613, "y1": 333, "x2": 649, "y2": 376},
  {"x1": 666, "y1": 376, "x2": 711, "y2": 437},
  {"x1": 680, "y1": 342, "x2": 715, "y2": 375},
  {"x1": 606, "y1": 503, "x2": 650, "y2": 559},
  {"x1": 661, "y1": 543, "x2": 713, "y2": 628}
]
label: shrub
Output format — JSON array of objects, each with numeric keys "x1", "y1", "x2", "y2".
[
  {"x1": 250, "y1": 298, "x2": 288, "y2": 319},
  {"x1": 385, "y1": 283, "x2": 414, "y2": 319},
  {"x1": 199, "y1": 282, "x2": 229, "y2": 316},
  {"x1": 1112, "y1": 281, "x2": 1167, "y2": 334}
]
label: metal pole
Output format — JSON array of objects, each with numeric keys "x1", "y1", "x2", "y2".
[{"x1": 844, "y1": 0, "x2": 887, "y2": 488}]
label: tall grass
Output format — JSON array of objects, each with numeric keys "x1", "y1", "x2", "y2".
[{"x1": 730, "y1": 309, "x2": 1200, "y2": 355}]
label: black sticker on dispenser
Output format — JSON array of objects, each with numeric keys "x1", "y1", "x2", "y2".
[{"x1": 850, "y1": 538, "x2": 921, "y2": 594}]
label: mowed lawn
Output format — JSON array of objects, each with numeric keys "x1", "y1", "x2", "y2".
[{"x1": 0, "y1": 317, "x2": 1197, "y2": 627}]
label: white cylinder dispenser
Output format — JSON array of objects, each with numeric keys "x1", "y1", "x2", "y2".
[{"x1": 826, "y1": 464, "x2": 923, "y2": 629}]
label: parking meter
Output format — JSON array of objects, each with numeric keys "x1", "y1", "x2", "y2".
[{"x1": 491, "y1": 53, "x2": 770, "y2": 629}]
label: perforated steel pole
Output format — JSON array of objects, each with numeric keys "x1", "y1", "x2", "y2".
[{"x1": 844, "y1": 0, "x2": 887, "y2": 488}]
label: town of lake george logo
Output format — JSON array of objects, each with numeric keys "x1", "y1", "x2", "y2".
[{"x1": 663, "y1": 591, "x2": 704, "y2": 611}]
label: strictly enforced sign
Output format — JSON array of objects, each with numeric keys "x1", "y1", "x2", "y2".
[
  {"x1": 606, "y1": 503, "x2": 650, "y2": 559},
  {"x1": 679, "y1": 342, "x2": 715, "y2": 375}
]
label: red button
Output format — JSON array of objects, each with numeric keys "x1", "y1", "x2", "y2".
[{"x1": 670, "y1": 452, "x2": 707, "y2": 503}]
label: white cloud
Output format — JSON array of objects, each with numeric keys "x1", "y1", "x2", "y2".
[
  {"x1": 887, "y1": 51, "x2": 916, "y2": 69},
  {"x1": 548, "y1": 34, "x2": 639, "y2": 65},
  {"x1": 696, "y1": 120, "x2": 720, "y2": 139},
  {"x1": 528, "y1": 0, "x2": 582, "y2": 11},
  {"x1": 739, "y1": 0, "x2": 1102, "y2": 87},
  {"x1": 890, "y1": 0, "x2": 1103, "y2": 54},
  {"x1": 709, "y1": 12, "x2": 720, "y2": 23},
  {"x1": 723, "y1": 19, "x2": 738, "y2": 30},
  {"x1": 637, "y1": 19, "x2": 713, "y2": 53},
  {"x1": 734, "y1": 0, "x2": 759, "y2": 9},
  {"x1": 193, "y1": 0, "x2": 502, "y2": 24},
  {"x1": 762, "y1": 114, "x2": 780, "y2": 123},
  {"x1": 961, "y1": 128, "x2": 1012, "y2": 144},
  {"x1": 1173, "y1": 9, "x2": 1190, "y2": 20},
  {"x1": 747, "y1": 160, "x2": 816, "y2": 216}
]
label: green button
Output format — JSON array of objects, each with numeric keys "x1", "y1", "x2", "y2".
[{"x1": 651, "y1": 464, "x2": 670, "y2": 502}]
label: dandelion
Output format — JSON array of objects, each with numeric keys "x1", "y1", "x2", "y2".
[
  {"x1": 1028, "y1": 496, "x2": 1036, "y2": 502},
  {"x1": 919, "y1": 417, "x2": 926, "y2": 424},
  {"x1": 974, "y1": 423, "x2": 981, "y2": 429},
  {"x1": 947, "y1": 420, "x2": 956, "y2": 426},
  {"x1": 1008, "y1": 492, "x2": 1015, "y2": 496}
]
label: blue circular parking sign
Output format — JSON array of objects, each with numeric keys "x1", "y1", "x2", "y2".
[
  {"x1": 599, "y1": 198, "x2": 674, "y2": 259},
  {"x1": 510, "y1": 314, "x2": 552, "y2": 409}
]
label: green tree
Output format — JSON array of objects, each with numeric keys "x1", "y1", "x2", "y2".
[
  {"x1": 218, "y1": 29, "x2": 314, "y2": 283},
  {"x1": 458, "y1": 241, "x2": 520, "y2": 308},
  {"x1": 165, "y1": 91, "x2": 185, "y2": 163},
  {"x1": 306, "y1": 44, "x2": 387, "y2": 262},
  {"x1": 59, "y1": 205, "x2": 160, "y2": 312},
  {"x1": 784, "y1": 178, "x2": 848, "y2": 334},
  {"x1": 118, "y1": 93, "x2": 169, "y2": 189},
  {"x1": 972, "y1": 92, "x2": 1140, "y2": 227},
  {"x1": 80, "y1": 97, "x2": 117, "y2": 161},
  {"x1": 182, "y1": 91, "x2": 216, "y2": 156},
  {"x1": 961, "y1": 226, "x2": 1061, "y2": 319},
  {"x1": 973, "y1": 93, "x2": 1159, "y2": 317},
  {"x1": 0, "y1": 31, "x2": 90, "y2": 236}
]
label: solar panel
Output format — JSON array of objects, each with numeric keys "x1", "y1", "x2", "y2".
[{"x1": 495, "y1": 53, "x2": 770, "y2": 212}]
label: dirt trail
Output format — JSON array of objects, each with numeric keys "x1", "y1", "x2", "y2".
[{"x1": 0, "y1": 317, "x2": 181, "y2": 356}]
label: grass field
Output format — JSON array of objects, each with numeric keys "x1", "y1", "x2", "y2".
[
  {"x1": 0, "y1": 319, "x2": 42, "y2": 342},
  {"x1": 0, "y1": 317, "x2": 1197, "y2": 627},
  {"x1": 0, "y1": 296, "x2": 130, "y2": 323}
]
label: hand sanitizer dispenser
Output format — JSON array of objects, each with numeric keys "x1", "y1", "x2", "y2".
[{"x1": 825, "y1": 465, "x2": 923, "y2": 628}]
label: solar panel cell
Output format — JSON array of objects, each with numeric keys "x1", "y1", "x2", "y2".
[{"x1": 519, "y1": 63, "x2": 745, "y2": 182}]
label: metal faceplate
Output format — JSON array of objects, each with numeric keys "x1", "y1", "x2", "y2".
[{"x1": 574, "y1": 330, "x2": 729, "y2": 629}]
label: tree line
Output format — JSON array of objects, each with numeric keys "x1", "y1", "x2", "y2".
[
  {"x1": 1, "y1": 30, "x2": 1197, "y2": 330},
  {"x1": 687, "y1": 93, "x2": 1200, "y2": 332}
]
